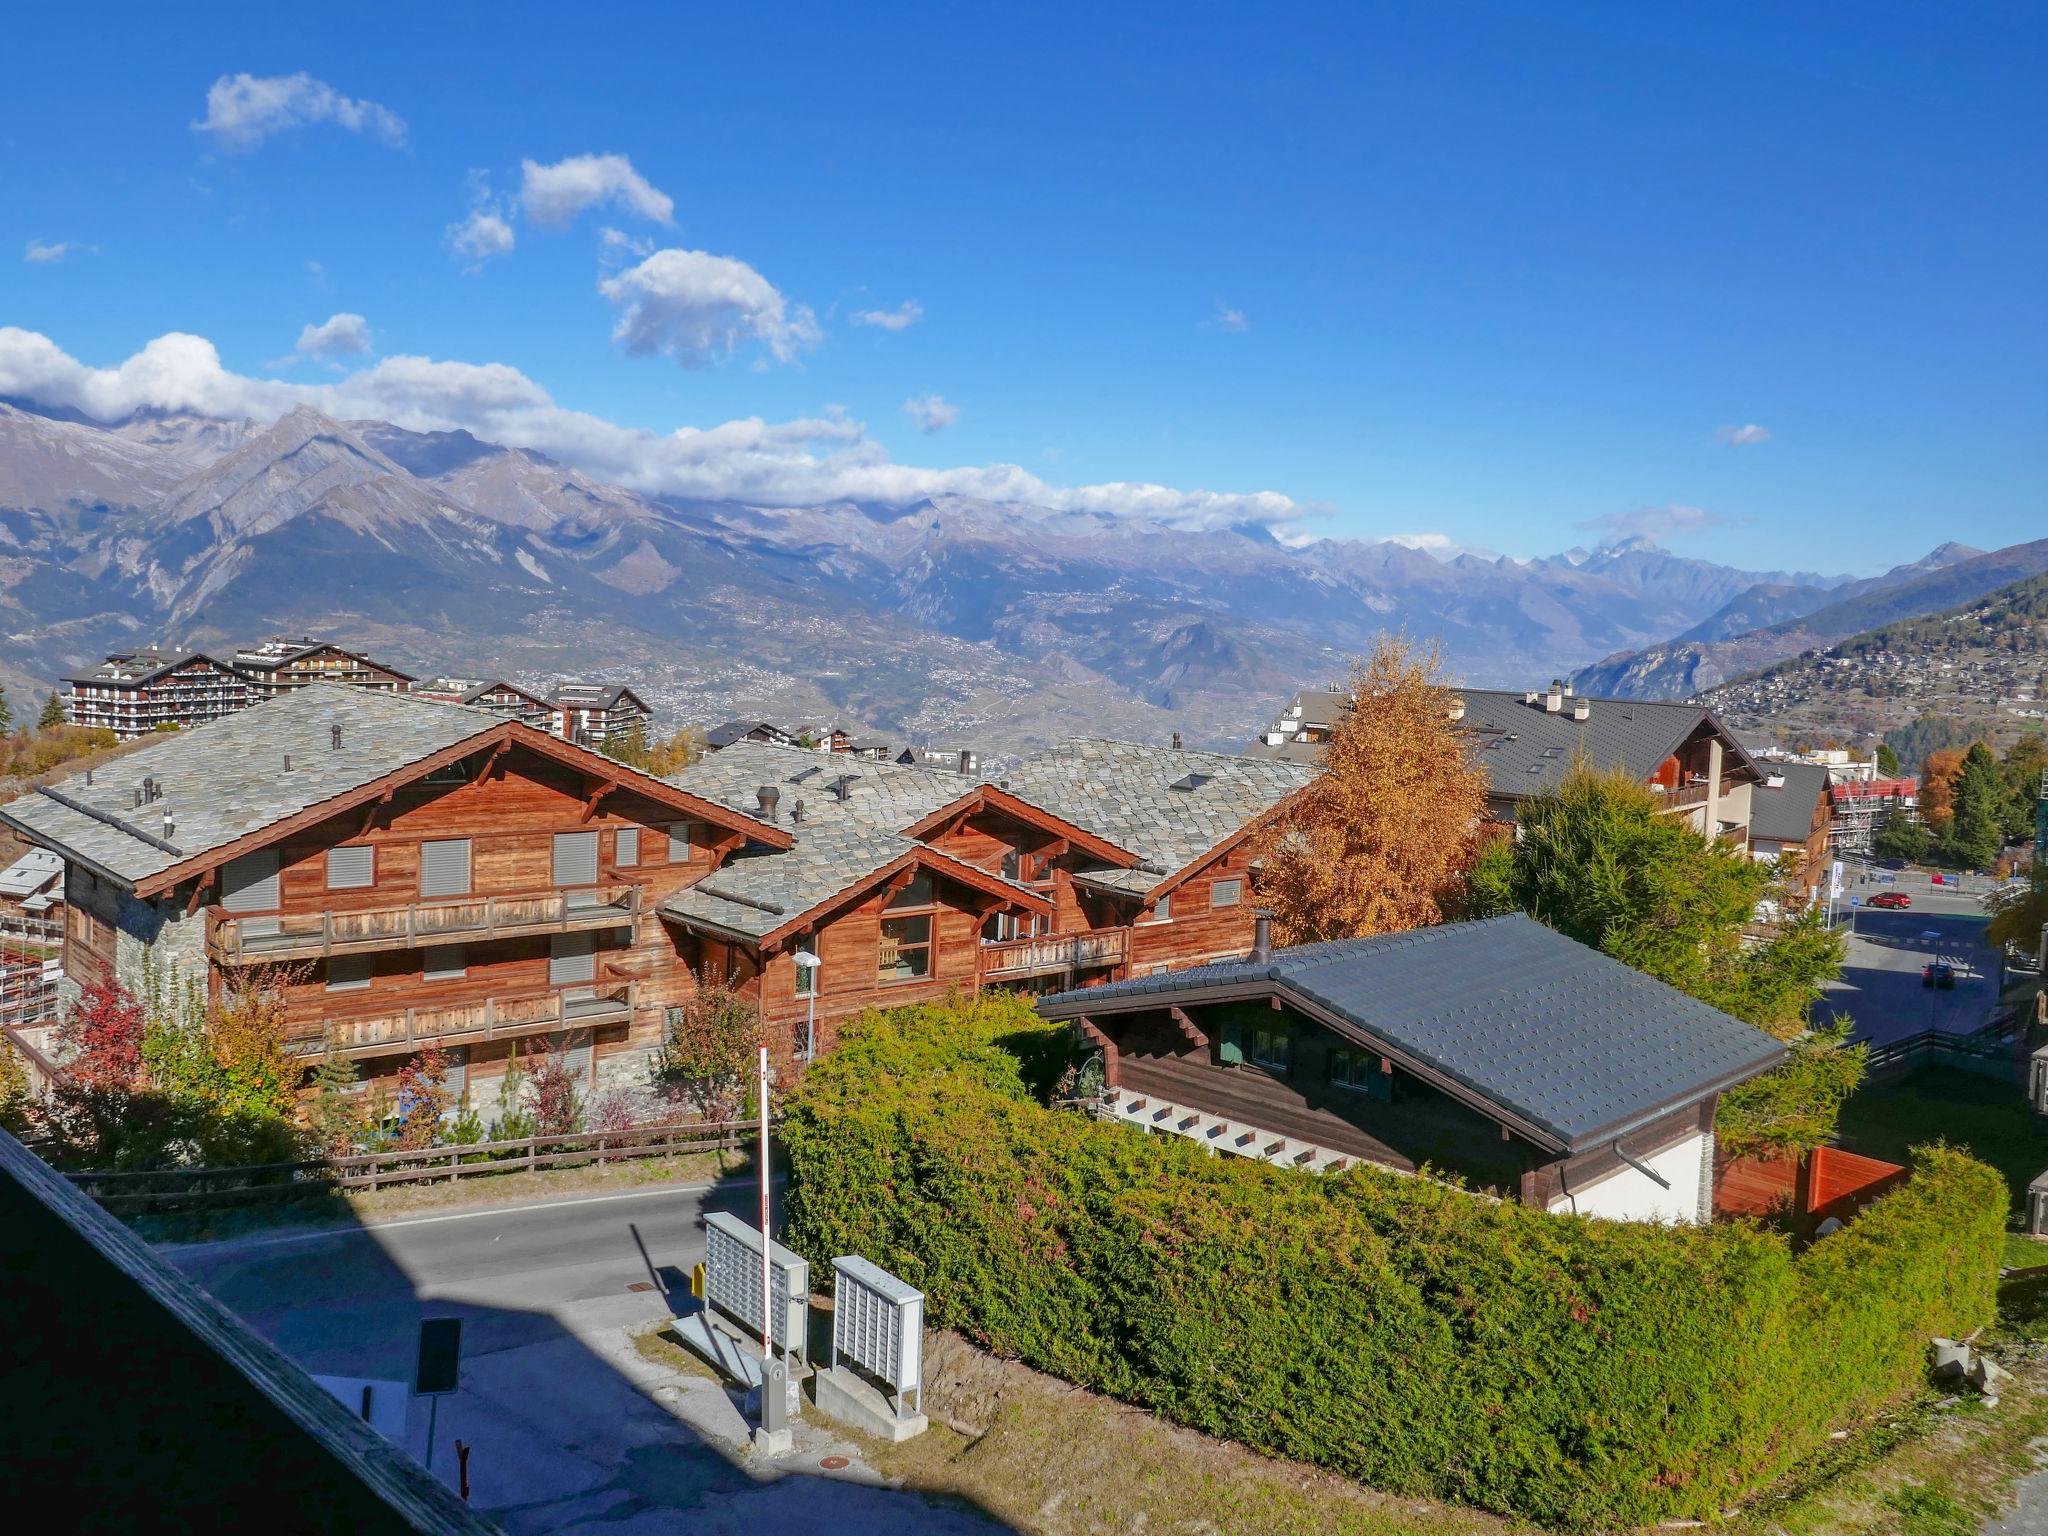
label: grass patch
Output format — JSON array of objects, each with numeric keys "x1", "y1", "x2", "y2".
[
  {"x1": 630, "y1": 1323, "x2": 723, "y2": 1384},
  {"x1": 1837, "y1": 1065, "x2": 2042, "y2": 1214}
]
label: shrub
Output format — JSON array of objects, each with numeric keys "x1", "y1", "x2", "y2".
[{"x1": 782, "y1": 994, "x2": 2005, "y2": 1531}]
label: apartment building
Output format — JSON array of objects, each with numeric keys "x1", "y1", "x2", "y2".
[
  {"x1": 62, "y1": 651, "x2": 252, "y2": 739},
  {"x1": 233, "y1": 638, "x2": 415, "y2": 700},
  {"x1": 549, "y1": 683, "x2": 653, "y2": 747}
]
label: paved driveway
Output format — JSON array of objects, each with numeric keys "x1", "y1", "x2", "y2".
[
  {"x1": 164, "y1": 1181, "x2": 1011, "y2": 1536},
  {"x1": 1817, "y1": 881, "x2": 2002, "y2": 1046}
]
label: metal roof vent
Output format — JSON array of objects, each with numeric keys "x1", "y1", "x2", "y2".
[
  {"x1": 833, "y1": 774, "x2": 855, "y2": 802},
  {"x1": 756, "y1": 784, "x2": 781, "y2": 819},
  {"x1": 1171, "y1": 731, "x2": 1183, "y2": 750},
  {"x1": 331, "y1": 723, "x2": 343, "y2": 750},
  {"x1": 792, "y1": 798, "x2": 805, "y2": 824},
  {"x1": 161, "y1": 807, "x2": 174, "y2": 839},
  {"x1": 131, "y1": 788, "x2": 144, "y2": 809},
  {"x1": 1767, "y1": 773, "x2": 1787, "y2": 788},
  {"x1": 1252, "y1": 910, "x2": 1274, "y2": 963},
  {"x1": 283, "y1": 753, "x2": 293, "y2": 772},
  {"x1": 1571, "y1": 697, "x2": 1591, "y2": 722},
  {"x1": 958, "y1": 749, "x2": 977, "y2": 775}
]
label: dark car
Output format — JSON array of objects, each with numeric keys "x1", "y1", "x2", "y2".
[
  {"x1": 1869, "y1": 892, "x2": 1912, "y2": 909},
  {"x1": 1922, "y1": 962, "x2": 1956, "y2": 990}
]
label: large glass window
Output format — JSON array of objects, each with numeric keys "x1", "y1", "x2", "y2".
[
  {"x1": 885, "y1": 872, "x2": 935, "y2": 909},
  {"x1": 879, "y1": 913, "x2": 933, "y2": 981},
  {"x1": 1328, "y1": 1046, "x2": 1392, "y2": 1100},
  {"x1": 1220, "y1": 1018, "x2": 1290, "y2": 1073}
]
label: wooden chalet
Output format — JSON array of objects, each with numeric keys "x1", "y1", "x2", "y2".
[
  {"x1": 1038, "y1": 914, "x2": 1787, "y2": 1225},
  {"x1": 232, "y1": 638, "x2": 415, "y2": 701}
]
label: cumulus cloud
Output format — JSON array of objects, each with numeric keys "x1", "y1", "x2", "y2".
[
  {"x1": 24, "y1": 240, "x2": 77, "y2": 264},
  {"x1": 447, "y1": 171, "x2": 515, "y2": 270},
  {"x1": 598, "y1": 226, "x2": 654, "y2": 263},
  {"x1": 904, "y1": 394, "x2": 959, "y2": 434},
  {"x1": 851, "y1": 300, "x2": 924, "y2": 331},
  {"x1": 598, "y1": 249, "x2": 820, "y2": 368},
  {"x1": 1716, "y1": 422, "x2": 1771, "y2": 446},
  {"x1": 0, "y1": 325, "x2": 1312, "y2": 532},
  {"x1": 194, "y1": 72, "x2": 407, "y2": 152},
  {"x1": 1208, "y1": 302, "x2": 1249, "y2": 333},
  {"x1": 292, "y1": 312, "x2": 372, "y2": 361},
  {"x1": 1577, "y1": 503, "x2": 1727, "y2": 544},
  {"x1": 520, "y1": 154, "x2": 674, "y2": 227}
]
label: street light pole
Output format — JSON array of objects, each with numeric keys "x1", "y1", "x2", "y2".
[{"x1": 792, "y1": 949, "x2": 821, "y2": 1063}]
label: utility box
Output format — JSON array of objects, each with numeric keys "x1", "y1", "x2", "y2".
[
  {"x1": 2030, "y1": 1169, "x2": 2048, "y2": 1237},
  {"x1": 2030, "y1": 1045, "x2": 2048, "y2": 1115},
  {"x1": 704, "y1": 1211, "x2": 809, "y2": 1366}
]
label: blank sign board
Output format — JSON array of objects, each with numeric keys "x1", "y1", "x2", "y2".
[{"x1": 414, "y1": 1318, "x2": 462, "y2": 1396}]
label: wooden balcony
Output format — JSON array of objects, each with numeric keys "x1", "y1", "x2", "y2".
[
  {"x1": 289, "y1": 981, "x2": 636, "y2": 1061},
  {"x1": 209, "y1": 884, "x2": 641, "y2": 965},
  {"x1": 980, "y1": 927, "x2": 1128, "y2": 980}
]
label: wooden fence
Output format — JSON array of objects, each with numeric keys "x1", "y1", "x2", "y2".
[
  {"x1": 1714, "y1": 1144, "x2": 1909, "y2": 1235},
  {"x1": 64, "y1": 1119, "x2": 757, "y2": 1215}
]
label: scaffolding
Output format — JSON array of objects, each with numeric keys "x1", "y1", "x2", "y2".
[{"x1": 0, "y1": 915, "x2": 63, "y2": 1032}]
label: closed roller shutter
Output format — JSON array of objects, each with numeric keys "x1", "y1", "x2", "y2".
[
  {"x1": 220, "y1": 850, "x2": 280, "y2": 912},
  {"x1": 614, "y1": 827, "x2": 639, "y2": 867},
  {"x1": 423, "y1": 945, "x2": 466, "y2": 981},
  {"x1": 549, "y1": 932, "x2": 595, "y2": 986},
  {"x1": 326, "y1": 845, "x2": 375, "y2": 890},
  {"x1": 445, "y1": 1046, "x2": 468, "y2": 1102},
  {"x1": 552, "y1": 830, "x2": 599, "y2": 888},
  {"x1": 560, "y1": 1028, "x2": 593, "y2": 1085},
  {"x1": 419, "y1": 838, "x2": 472, "y2": 898}
]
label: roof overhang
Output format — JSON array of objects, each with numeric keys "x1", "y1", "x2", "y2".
[{"x1": 898, "y1": 785, "x2": 1141, "y2": 868}]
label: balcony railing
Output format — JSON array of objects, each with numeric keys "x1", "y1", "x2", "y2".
[
  {"x1": 289, "y1": 980, "x2": 636, "y2": 1060},
  {"x1": 209, "y1": 883, "x2": 641, "y2": 965},
  {"x1": 980, "y1": 927, "x2": 1129, "y2": 979}
]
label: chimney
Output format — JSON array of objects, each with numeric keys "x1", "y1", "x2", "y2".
[
  {"x1": 283, "y1": 753, "x2": 293, "y2": 772},
  {"x1": 131, "y1": 788, "x2": 144, "y2": 809},
  {"x1": 756, "y1": 784, "x2": 780, "y2": 819},
  {"x1": 1543, "y1": 679, "x2": 1564, "y2": 713},
  {"x1": 958, "y1": 748, "x2": 976, "y2": 776},
  {"x1": 1571, "y1": 697, "x2": 1591, "y2": 723},
  {"x1": 833, "y1": 775, "x2": 851, "y2": 802},
  {"x1": 792, "y1": 798, "x2": 805, "y2": 824},
  {"x1": 1523, "y1": 690, "x2": 1539, "y2": 705},
  {"x1": 1252, "y1": 909, "x2": 1274, "y2": 964},
  {"x1": 1562, "y1": 680, "x2": 1574, "y2": 698},
  {"x1": 1447, "y1": 697, "x2": 1466, "y2": 723},
  {"x1": 1171, "y1": 731, "x2": 1183, "y2": 750},
  {"x1": 85, "y1": 769, "x2": 92, "y2": 786},
  {"x1": 331, "y1": 724, "x2": 343, "y2": 750}
]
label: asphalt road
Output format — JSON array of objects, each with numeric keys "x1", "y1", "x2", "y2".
[
  {"x1": 1817, "y1": 879, "x2": 2004, "y2": 1046},
  {"x1": 167, "y1": 1181, "x2": 1009, "y2": 1536}
]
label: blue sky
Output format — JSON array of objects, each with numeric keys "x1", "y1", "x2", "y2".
[{"x1": 3, "y1": 1, "x2": 2042, "y2": 573}]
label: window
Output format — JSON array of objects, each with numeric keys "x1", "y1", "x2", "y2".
[
  {"x1": 423, "y1": 945, "x2": 466, "y2": 982},
  {"x1": 326, "y1": 845, "x2": 375, "y2": 890},
  {"x1": 552, "y1": 830, "x2": 599, "y2": 888},
  {"x1": 220, "y1": 849, "x2": 281, "y2": 913},
  {"x1": 615, "y1": 827, "x2": 640, "y2": 867},
  {"x1": 879, "y1": 913, "x2": 932, "y2": 981},
  {"x1": 327, "y1": 955, "x2": 372, "y2": 993},
  {"x1": 419, "y1": 838, "x2": 472, "y2": 899},
  {"x1": 549, "y1": 932, "x2": 596, "y2": 986},
  {"x1": 1212, "y1": 877, "x2": 1242, "y2": 908},
  {"x1": 885, "y1": 872, "x2": 934, "y2": 909},
  {"x1": 1220, "y1": 1019, "x2": 1290, "y2": 1073},
  {"x1": 1328, "y1": 1046, "x2": 1391, "y2": 1100},
  {"x1": 984, "y1": 910, "x2": 1046, "y2": 942},
  {"x1": 1148, "y1": 893, "x2": 1172, "y2": 923},
  {"x1": 668, "y1": 822, "x2": 701, "y2": 864}
]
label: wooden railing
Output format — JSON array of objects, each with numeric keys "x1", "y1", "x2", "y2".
[
  {"x1": 209, "y1": 883, "x2": 641, "y2": 965},
  {"x1": 62, "y1": 1119, "x2": 754, "y2": 1214},
  {"x1": 290, "y1": 981, "x2": 636, "y2": 1061},
  {"x1": 980, "y1": 927, "x2": 1129, "y2": 978}
]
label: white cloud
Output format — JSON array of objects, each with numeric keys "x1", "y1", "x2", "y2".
[
  {"x1": 1577, "y1": 503, "x2": 1726, "y2": 544},
  {"x1": 598, "y1": 226, "x2": 654, "y2": 263},
  {"x1": 24, "y1": 240, "x2": 76, "y2": 264},
  {"x1": 851, "y1": 299, "x2": 924, "y2": 331},
  {"x1": 520, "y1": 154, "x2": 674, "y2": 227},
  {"x1": 1208, "y1": 302, "x2": 1249, "y2": 333},
  {"x1": 904, "y1": 394, "x2": 959, "y2": 434},
  {"x1": 193, "y1": 72, "x2": 407, "y2": 152},
  {"x1": 292, "y1": 312, "x2": 372, "y2": 360},
  {"x1": 446, "y1": 171, "x2": 515, "y2": 270},
  {"x1": 1716, "y1": 422, "x2": 1771, "y2": 446},
  {"x1": 598, "y1": 249, "x2": 820, "y2": 368},
  {"x1": 0, "y1": 325, "x2": 1313, "y2": 532},
  {"x1": 305, "y1": 259, "x2": 331, "y2": 290}
]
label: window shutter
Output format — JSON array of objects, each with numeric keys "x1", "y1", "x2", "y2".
[
  {"x1": 1212, "y1": 878, "x2": 1242, "y2": 908},
  {"x1": 220, "y1": 850, "x2": 280, "y2": 913},
  {"x1": 552, "y1": 831, "x2": 599, "y2": 888},
  {"x1": 327, "y1": 955, "x2": 372, "y2": 992},
  {"x1": 614, "y1": 827, "x2": 640, "y2": 867},
  {"x1": 549, "y1": 932, "x2": 595, "y2": 986},
  {"x1": 668, "y1": 823, "x2": 696, "y2": 863},
  {"x1": 1218, "y1": 1021, "x2": 1245, "y2": 1066},
  {"x1": 561, "y1": 1027, "x2": 593, "y2": 1083},
  {"x1": 419, "y1": 839, "x2": 472, "y2": 898},
  {"x1": 423, "y1": 945, "x2": 466, "y2": 982},
  {"x1": 326, "y1": 845, "x2": 375, "y2": 890},
  {"x1": 445, "y1": 1046, "x2": 468, "y2": 1101}
]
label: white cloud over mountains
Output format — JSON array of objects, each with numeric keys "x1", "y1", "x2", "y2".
[
  {"x1": 520, "y1": 154, "x2": 674, "y2": 227},
  {"x1": 1578, "y1": 503, "x2": 1726, "y2": 543},
  {"x1": 292, "y1": 313, "x2": 373, "y2": 360},
  {"x1": 598, "y1": 249, "x2": 821, "y2": 367},
  {"x1": 194, "y1": 73, "x2": 407, "y2": 152},
  {"x1": 0, "y1": 326, "x2": 1308, "y2": 532}
]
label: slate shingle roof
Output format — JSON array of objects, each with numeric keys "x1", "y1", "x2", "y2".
[
  {"x1": 996, "y1": 739, "x2": 1312, "y2": 887},
  {"x1": 1456, "y1": 689, "x2": 1753, "y2": 802},
  {"x1": 1037, "y1": 913, "x2": 1786, "y2": 1151},
  {"x1": 1748, "y1": 763, "x2": 1831, "y2": 844},
  {"x1": 0, "y1": 686, "x2": 498, "y2": 888}
]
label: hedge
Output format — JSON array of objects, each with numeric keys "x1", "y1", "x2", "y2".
[{"x1": 782, "y1": 993, "x2": 2006, "y2": 1531}]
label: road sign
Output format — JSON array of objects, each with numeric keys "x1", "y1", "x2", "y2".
[
  {"x1": 414, "y1": 1318, "x2": 462, "y2": 1395},
  {"x1": 1850, "y1": 897, "x2": 1860, "y2": 907}
]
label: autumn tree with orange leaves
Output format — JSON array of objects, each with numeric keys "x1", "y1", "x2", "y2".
[{"x1": 1257, "y1": 635, "x2": 1488, "y2": 944}]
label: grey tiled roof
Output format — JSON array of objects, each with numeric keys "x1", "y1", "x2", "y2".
[
  {"x1": 1037, "y1": 914, "x2": 1786, "y2": 1151},
  {"x1": 0, "y1": 686, "x2": 498, "y2": 888},
  {"x1": 1457, "y1": 689, "x2": 1755, "y2": 802},
  {"x1": 996, "y1": 739, "x2": 1312, "y2": 886},
  {"x1": 1748, "y1": 763, "x2": 1831, "y2": 844}
]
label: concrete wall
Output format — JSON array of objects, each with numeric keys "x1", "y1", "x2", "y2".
[{"x1": 1548, "y1": 1130, "x2": 1712, "y2": 1224}]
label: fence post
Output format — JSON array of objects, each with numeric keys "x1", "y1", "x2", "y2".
[{"x1": 527, "y1": 1133, "x2": 538, "y2": 1173}]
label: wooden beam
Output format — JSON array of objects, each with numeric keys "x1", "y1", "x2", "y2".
[
  {"x1": 1169, "y1": 1005, "x2": 1208, "y2": 1047},
  {"x1": 183, "y1": 873, "x2": 214, "y2": 917},
  {"x1": 354, "y1": 786, "x2": 394, "y2": 840},
  {"x1": 579, "y1": 778, "x2": 619, "y2": 822}
]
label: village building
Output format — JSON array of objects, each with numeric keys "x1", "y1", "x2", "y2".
[
  {"x1": 1827, "y1": 775, "x2": 1922, "y2": 856},
  {"x1": 1037, "y1": 913, "x2": 1786, "y2": 1225},
  {"x1": 0, "y1": 849, "x2": 65, "y2": 920},
  {"x1": 0, "y1": 686, "x2": 786, "y2": 1103},
  {"x1": 62, "y1": 651, "x2": 252, "y2": 738},
  {"x1": 232, "y1": 638, "x2": 416, "y2": 700},
  {"x1": 1253, "y1": 679, "x2": 1762, "y2": 847},
  {"x1": 549, "y1": 683, "x2": 653, "y2": 748},
  {"x1": 1746, "y1": 762, "x2": 1834, "y2": 902},
  {"x1": 705, "y1": 719, "x2": 805, "y2": 751}
]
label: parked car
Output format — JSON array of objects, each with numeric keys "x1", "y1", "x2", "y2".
[
  {"x1": 2008, "y1": 943, "x2": 2043, "y2": 976},
  {"x1": 1869, "y1": 892, "x2": 1913, "y2": 909},
  {"x1": 1922, "y1": 962, "x2": 1956, "y2": 990}
]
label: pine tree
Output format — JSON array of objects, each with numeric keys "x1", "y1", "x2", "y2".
[
  {"x1": 306, "y1": 1039, "x2": 363, "y2": 1157},
  {"x1": 1947, "y1": 742, "x2": 2007, "y2": 870},
  {"x1": 36, "y1": 690, "x2": 64, "y2": 730},
  {"x1": 1875, "y1": 742, "x2": 1900, "y2": 778},
  {"x1": 0, "y1": 683, "x2": 12, "y2": 735}
]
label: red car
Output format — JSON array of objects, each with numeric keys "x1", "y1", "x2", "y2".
[{"x1": 1868, "y1": 892, "x2": 1912, "y2": 909}]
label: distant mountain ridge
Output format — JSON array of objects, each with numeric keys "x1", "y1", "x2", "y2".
[{"x1": 0, "y1": 396, "x2": 1891, "y2": 751}]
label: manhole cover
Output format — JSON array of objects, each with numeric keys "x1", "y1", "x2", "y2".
[
  {"x1": 820, "y1": 1456, "x2": 850, "y2": 1471},
  {"x1": 626, "y1": 1282, "x2": 656, "y2": 1293}
]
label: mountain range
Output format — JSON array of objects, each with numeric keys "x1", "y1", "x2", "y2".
[{"x1": 0, "y1": 396, "x2": 1987, "y2": 751}]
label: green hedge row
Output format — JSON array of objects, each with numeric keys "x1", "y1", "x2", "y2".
[{"x1": 782, "y1": 993, "x2": 2005, "y2": 1530}]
